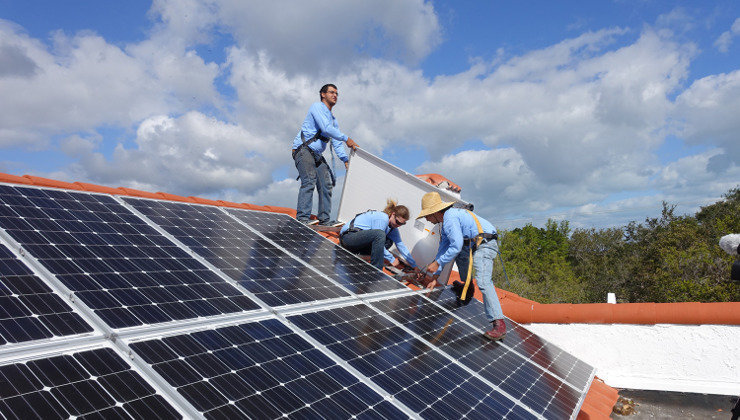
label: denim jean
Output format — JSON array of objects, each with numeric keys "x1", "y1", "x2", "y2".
[
  {"x1": 456, "y1": 240, "x2": 504, "y2": 322},
  {"x1": 340, "y1": 229, "x2": 386, "y2": 269},
  {"x1": 293, "y1": 147, "x2": 332, "y2": 223}
]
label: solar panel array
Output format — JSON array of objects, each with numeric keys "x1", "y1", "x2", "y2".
[{"x1": 0, "y1": 183, "x2": 594, "y2": 419}]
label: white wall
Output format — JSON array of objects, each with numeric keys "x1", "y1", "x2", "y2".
[{"x1": 525, "y1": 323, "x2": 740, "y2": 395}]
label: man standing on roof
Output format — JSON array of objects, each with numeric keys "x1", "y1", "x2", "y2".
[
  {"x1": 292, "y1": 83, "x2": 359, "y2": 227},
  {"x1": 417, "y1": 191, "x2": 506, "y2": 341},
  {"x1": 339, "y1": 199, "x2": 420, "y2": 271}
]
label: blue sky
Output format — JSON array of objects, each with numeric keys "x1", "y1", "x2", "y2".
[{"x1": 0, "y1": 0, "x2": 738, "y2": 230}]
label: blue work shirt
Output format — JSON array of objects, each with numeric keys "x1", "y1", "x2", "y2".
[
  {"x1": 340, "y1": 211, "x2": 417, "y2": 267},
  {"x1": 292, "y1": 102, "x2": 349, "y2": 162},
  {"x1": 434, "y1": 208, "x2": 496, "y2": 274}
]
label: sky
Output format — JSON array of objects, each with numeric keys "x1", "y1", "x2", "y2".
[{"x1": 0, "y1": 0, "x2": 738, "y2": 230}]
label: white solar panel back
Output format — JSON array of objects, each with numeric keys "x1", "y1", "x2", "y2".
[{"x1": 338, "y1": 148, "x2": 470, "y2": 283}]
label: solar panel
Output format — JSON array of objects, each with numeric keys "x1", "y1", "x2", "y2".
[
  {"x1": 289, "y1": 302, "x2": 539, "y2": 419},
  {"x1": 123, "y1": 198, "x2": 351, "y2": 307},
  {"x1": 368, "y1": 291, "x2": 591, "y2": 418},
  {"x1": 226, "y1": 209, "x2": 406, "y2": 295},
  {"x1": 418, "y1": 289, "x2": 595, "y2": 394},
  {"x1": 0, "y1": 182, "x2": 596, "y2": 419},
  {"x1": 0, "y1": 242, "x2": 93, "y2": 345},
  {"x1": 129, "y1": 317, "x2": 405, "y2": 419},
  {"x1": 0, "y1": 185, "x2": 259, "y2": 329},
  {"x1": 0, "y1": 347, "x2": 181, "y2": 418}
]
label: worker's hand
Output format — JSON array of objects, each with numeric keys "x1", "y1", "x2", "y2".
[
  {"x1": 344, "y1": 160, "x2": 349, "y2": 170},
  {"x1": 346, "y1": 137, "x2": 359, "y2": 151},
  {"x1": 390, "y1": 259, "x2": 400, "y2": 268},
  {"x1": 424, "y1": 276, "x2": 437, "y2": 290},
  {"x1": 425, "y1": 261, "x2": 440, "y2": 275}
]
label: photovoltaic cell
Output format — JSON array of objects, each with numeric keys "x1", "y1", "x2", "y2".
[
  {"x1": 0, "y1": 347, "x2": 181, "y2": 419},
  {"x1": 129, "y1": 318, "x2": 404, "y2": 419},
  {"x1": 419, "y1": 289, "x2": 594, "y2": 393},
  {"x1": 226, "y1": 209, "x2": 406, "y2": 295},
  {"x1": 289, "y1": 303, "x2": 537, "y2": 419},
  {"x1": 0, "y1": 243, "x2": 92, "y2": 345},
  {"x1": 0, "y1": 185, "x2": 259, "y2": 329},
  {"x1": 123, "y1": 198, "x2": 351, "y2": 306},
  {"x1": 369, "y1": 292, "x2": 589, "y2": 419}
]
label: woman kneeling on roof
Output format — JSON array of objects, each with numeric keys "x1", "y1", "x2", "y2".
[{"x1": 339, "y1": 199, "x2": 419, "y2": 271}]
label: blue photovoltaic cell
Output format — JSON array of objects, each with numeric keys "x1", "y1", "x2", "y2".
[
  {"x1": 0, "y1": 243, "x2": 92, "y2": 345},
  {"x1": 130, "y1": 318, "x2": 404, "y2": 419},
  {"x1": 226, "y1": 209, "x2": 406, "y2": 295},
  {"x1": 0, "y1": 347, "x2": 181, "y2": 419},
  {"x1": 369, "y1": 292, "x2": 589, "y2": 419},
  {"x1": 290, "y1": 303, "x2": 537, "y2": 419},
  {"x1": 0, "y1": 185, "x2": 259, "y2": 329},
  {"x1": 419, "y1": 289, "x2": 595, "y2": 393},
  {"x1": 123, "y1": 198, "x2": 351, "y2": 306}
]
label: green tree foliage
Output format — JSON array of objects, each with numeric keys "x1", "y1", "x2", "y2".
[
  {"x1": 490, "y1": 187, "x2": 740, "y2": 303},
  {"x1": 494, "y1": 220, "x2": 584, "y2": 303}
]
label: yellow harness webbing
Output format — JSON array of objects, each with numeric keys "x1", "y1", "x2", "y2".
[{"x1": 460, "y1": 210, "x2": 484, "y2": 301}]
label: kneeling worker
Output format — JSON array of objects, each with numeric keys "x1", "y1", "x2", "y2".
[
  {"x1": 340, "y1": 199, "x2": 418, "y2": 271},
  {"x1": 416, "y1": 191, "x2": 506, "y2": 341}
]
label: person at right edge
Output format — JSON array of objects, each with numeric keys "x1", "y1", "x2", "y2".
[
  {"x1": 416, "y1": 191, "x2": 506, "y2": 341},
  {"x1": 292, "y1": 83, "x2": 359, "y2": 226}
]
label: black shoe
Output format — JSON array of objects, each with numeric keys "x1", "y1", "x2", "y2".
[{"x1": 319, "y1": 220, "x2": 343, "y2": 227}]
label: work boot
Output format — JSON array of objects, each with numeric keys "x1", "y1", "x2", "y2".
[{"x1": 484, "y1": 319, "x2": 507, "y2": 341}]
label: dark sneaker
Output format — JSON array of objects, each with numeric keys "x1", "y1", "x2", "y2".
[
  {"x1": 483, "y1": 319, "x2": 506, "y2": 341},
  {"x1": 318, "y1": 220, "x2": 343, "y2": 227},
  {"x1": 299, "y1": 219, "x2": 319, "y2": 226}
]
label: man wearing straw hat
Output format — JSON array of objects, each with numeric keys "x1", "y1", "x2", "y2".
[{"x1": 416, "y1": 191, "x2": 506, "y2": 340}]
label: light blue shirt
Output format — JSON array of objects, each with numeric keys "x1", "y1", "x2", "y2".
[
  {"x1": 340, "y1": 211, "x2": 417, "y2": 267},
  {"x1": 434, "y1": 208, "x2": 496, "y2": 274},
  {"x1": 292, "y1": 102, "x2": 349, "y2": 162}
]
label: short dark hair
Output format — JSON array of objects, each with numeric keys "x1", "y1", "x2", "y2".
[{"x1": 319, "y1": 84, "x2": 337, "y2": 99}]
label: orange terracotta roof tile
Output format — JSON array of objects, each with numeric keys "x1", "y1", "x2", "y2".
[
  {"x1": 23, "y1": 175, "x2": 83, "y2": 190},
  {"x1": 156, "y1": 192, "x2": 194, "y2": 203},
  {"x1": 0, "y1": 173, "x2": 33, "y2": 185},
  {"x1": 74, "y1": 182, "x2": 126, "y2": 195},
  {"x1": 116, "y1": 187, "x2": 163, "y2": 199},
  {"x1": 416, "y1": 173, "x2": 462, "y2": 193}
]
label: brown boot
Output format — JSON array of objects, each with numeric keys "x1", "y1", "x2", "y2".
[{"x1": 483, "y1": 319, "x2": 506, "y2": 341}]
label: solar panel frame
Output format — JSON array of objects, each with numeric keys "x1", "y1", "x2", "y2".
[
  {"x1": 0, "y1": 240, "x2": 94, "y2": 347},
  {"x1": 288, "y1": 301, "x2": 542, "y2": 419},
  {"x1": 364, "y1": 291, "x2": 592, "y2": 419},
  {"x1": 416, "y1": 288, "x2": 596, "y2": 394},
  {"x1": 121, "y1": 197, "x2": 354, "y2": 308},
  {"x1": 225, "y1": 209, "x2": 408, "y2": 296},
  {"x1": 0, "y1": 185, "x2": 261, "y2": 331},
  {"x1": 0, "y1": 182, "x2": 597, "y2": 419},
  {"x1": 0, "y1": 346, "x2": 185, "y2": 419},
  {"x1": 125, "y1": 314, "x2": 417, "y2": 419}
]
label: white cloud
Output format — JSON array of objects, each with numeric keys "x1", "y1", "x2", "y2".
[
  {"x1": 0, "y1": 19, "x2": 219, "y2": 147},
  {"x1": 714, "y1": 17, "x2": 740, "y2": 53},
  {"x1": 2, "y1": 2, "x2": 738, "y2": 230},
  {"x1": 61, "y1": 112, "x2": 274, "y2": 197},
  {"x1": 674, "y1": 70, "x2": 740, "y2": 171}
]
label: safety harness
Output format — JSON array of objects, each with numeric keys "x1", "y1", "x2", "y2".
[
  {"x1": 459, "y1": 210, "x2": 498, "y2": 302},
  {"x1": 339, "y1": 210, "x2": 394, "y2": 250},
  {"x1": 293, "y1": 131, "x2": 336, "y2": 186}
]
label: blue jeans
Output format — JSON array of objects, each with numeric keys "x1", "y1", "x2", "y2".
[
  {"x1": 456, "y1": 240, "x2": 503, "y2": 322},
  {"x1": 293, "y1": 147, "x2": 332, "y2": 223},
  {"x1": 340, "y1": 229, "x2": 386, "y2": 269}
]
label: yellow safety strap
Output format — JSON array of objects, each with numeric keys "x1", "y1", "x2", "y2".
[{"x1": 460, "y1": 210, "x2": 484, "y2": 301}]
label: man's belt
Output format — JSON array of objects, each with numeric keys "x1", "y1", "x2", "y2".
[{"x1": 464, "y1": 232, "x2": 498, "y2": 247}]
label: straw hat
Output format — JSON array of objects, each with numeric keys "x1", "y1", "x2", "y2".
[{"x1": 417, "y1": 192, "x2": 455, "y2": 219}]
